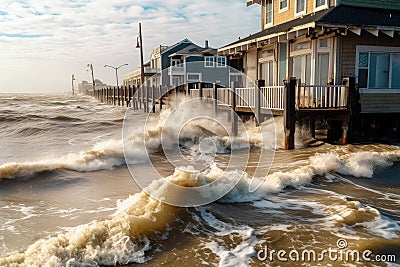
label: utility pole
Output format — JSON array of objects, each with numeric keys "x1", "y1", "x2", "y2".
[
  {"x1": 71, "y1": 74, "x2": 75, "y2": 95},
  {"x1": 87, "y1": 63, "x2": 95, "y2": 93},
  {"x1": 136, "y1": 22, "x2": 145, "y2": 86}
]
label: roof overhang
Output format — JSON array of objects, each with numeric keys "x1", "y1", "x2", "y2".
[
  {"x1": 169, "y1": 53, "x2": 203, "y2": 57},
  {"x1": 218, "y1": 22, "x2": 315, "y2": 55},
  {"x1": 317, "y1": 23, "x2": 400, "y2": 37},
  {"x1": 219, "y1": 22, "x2": 400, "y2": 56}
]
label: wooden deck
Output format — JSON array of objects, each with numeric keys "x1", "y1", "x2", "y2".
[{"x1": 87, "y1": 77, "x2": 355, "y2": 149}]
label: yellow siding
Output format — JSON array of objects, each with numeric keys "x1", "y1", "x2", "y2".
[{"x1": 262, "y1": 0, "x2": 334, "y2": 30}]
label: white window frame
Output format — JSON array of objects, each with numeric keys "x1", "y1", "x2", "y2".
[
  {"x1": 204, "y1": 56, "x2": 214, "y2": 68},
  {"x1": 216, "y1": 56, "x2": 227, "y2": 68},
  {"x1": 187, "y1": 72, "x2": 202, "y2": 82},
  {"x1": 356, "y1": 45, "x2": 400, "y2": 92},
  {"x1": 295, "y1": 0, "x2": 306, "y2": 16},
  {"x1": 314, "y1": 0, "x2": 328, "y2": 12},
  {"x1": 265, "y1": 0, "x2": 273, "y2": 27},
  {"x1": 279, "y1": 0, "x2": 289, "y2": 13}
]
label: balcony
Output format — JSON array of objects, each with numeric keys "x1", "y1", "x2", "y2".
[{"x1": 168, "y1": 65, "x2": 185, "y2": 75}]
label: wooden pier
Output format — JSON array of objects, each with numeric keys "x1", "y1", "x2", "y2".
[{"x1": 86, "y1": 77, "x2": 355, "y2": 149}]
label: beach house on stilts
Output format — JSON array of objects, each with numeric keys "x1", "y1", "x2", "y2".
[{"x1": 219, "y1": 0, "x2": 400, "y2": 142}]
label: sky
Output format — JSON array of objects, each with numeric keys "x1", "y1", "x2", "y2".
[{"x1": 0, "y1": 0, "x2": 261, "y2": 94}]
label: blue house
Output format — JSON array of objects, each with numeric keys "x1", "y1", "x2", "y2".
[{"x1": 160, "y1": 39, "x2": 230, "y2": 88}]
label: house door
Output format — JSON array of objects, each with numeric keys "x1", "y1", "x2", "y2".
[{"x1": 172, "y1": 76, "x2": 183, "y2": 86}]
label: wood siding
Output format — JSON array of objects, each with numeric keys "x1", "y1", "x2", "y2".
[
  {"x1": 261, "y1": 0, "x2": 335, "y2": 30},
  {"x1": 339, "y1": 31, "x2": 399, "y2": 78},
  {"x1": 360, "y1": 93, "x2": 400, "y2": 113}
]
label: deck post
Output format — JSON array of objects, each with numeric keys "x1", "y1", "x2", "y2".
[
  {"x1": 198, "y1": 82, "x2": 203, "y2": 100},
  {"x1": 106, "y1": 87, "x2": 109, "y2": 104},
  {"x1": 343, "y1": 76, "x2": 356, "y2": 144},
  {"x1": 213, "y1": 83, "x2": 218, "y2": 116},
  {"x1": 123, "y1": 86, "x2": 127, "y2": 107},
  {"x1": 284, "y1": 77, "x2": 296, "y2": 150},
  {"x1": 139, "y1": 84, "x2": 144, "y2": 109},
  {"x1": 231, "y1": 81, "x2": 238, "y2": 136},
  {"x1": 127, "y1": 85, "x2": 131, "y2": 107},
  {"x1": 310, "y1": 117, "x2": 316, "y2": 138},
  {"x1": 118, "y1": 86, "x2": 121, "y2": 106},
  {"x1": 121, "y1": 86, "x2": 124, "y2": 106},
  {"x1": 256, "y1": 80, "x2": 265, "y2": 126},
  {"x1": 113, "y1": 87, "x2": 116, "y2": 105},
  {"x1": 145, "y1": 85, "x2": 150, "y2": 113},
  {"x1": 159, "y1": 85, "x2": 163, "y2": 110},
  {"x1": 342, "y1": 119, "x2": 349, "y2": 145},
  {"x1": 152, "y1": 85, "x2": 156, "y2": 113}
]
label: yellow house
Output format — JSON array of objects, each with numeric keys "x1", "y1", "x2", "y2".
[{"x1": 219, "y1": 0, "x2": 400, "y2": 114}]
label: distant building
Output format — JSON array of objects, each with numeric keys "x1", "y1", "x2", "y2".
[
  {"x1": 123, "y1": 39, "x2": 231, "y2": 88},
  {"x1": 161, "y1": 39, "x2": 230, "y2": 87},
  {"x1": 78, "y1": 79, "x2": 107, "y2": 93}
]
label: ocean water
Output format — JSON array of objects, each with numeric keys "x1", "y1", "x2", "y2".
[{"x1": 0, "y1": 94, "x2": 399, "y2": 266}]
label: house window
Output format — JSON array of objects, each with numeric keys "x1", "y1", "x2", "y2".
[
  {"x1": 279, "y1": 0, "x2": 288, "y2": 12},
  {"x1": 204, "y1": 56, "x2": 214, "y2": 68},
  {"x1": 293, "y1": 54, "x2": 311, "y2": 85},
  {"x1": 217, "y1": 56, "x2": 227, "y2": 67},
  {"x1": 358, "y1": 52, "x2": 400, "y2": 89},
  {"x1": 260, "y1": 61, "x2": 274, "y2": 86},
  {"x1": 295, "y1": 0, "x2": 306, "y2": 15},
  {"x1": 187, "y1": 73, "x2": 202, "y2": 82},
  {"x1": 293, "y1": 41, "x2": 310, "y2": 52},
  {"x1": 315, "y1": 0, "x2": 326, "y2": 9},
  {"x1": 265, "y1": 0, "x2": 273, "y2": 25},
  {"x1": 319, "y1": 39, "x2": 328, "y2": 48},
  {"x1": 316, "y1": 53, "x2": 329, "y2": 85}
]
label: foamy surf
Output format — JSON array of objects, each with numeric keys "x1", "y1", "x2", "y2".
[
  {"x1": 0, "y1": 139, "x2": 126, "y2": 180},
  {"x1": 1, "y1": 146, "x2": 399, "y2": 266},
  {"x1": 217, "y1": 148, "x2": 400, "y2": 203},
  {"x1": 0, "y1": 168, "x2": 196, "y2": 266}
]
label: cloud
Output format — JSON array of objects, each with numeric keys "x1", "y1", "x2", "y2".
[{"x1": 0, "y1": 0, "x2": 260, "y2": 93}]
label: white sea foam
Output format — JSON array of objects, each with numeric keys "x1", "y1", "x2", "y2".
[
  {"x1": 210, "y1": 148, "x2": 400, "y2": 204},
  {"x1": 0, "y1": 139, "x2": 126, "y2": 180},
  {"x1": 0, "y1": 169, "x2": 192, "y2": 266},
  {"x1": 195, "y1": 207, "x2": 258, "y2": 267}
]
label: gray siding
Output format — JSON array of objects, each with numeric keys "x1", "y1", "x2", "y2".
[{"x1": 360, "y1": 93, "x2": 400, "y2": 113}]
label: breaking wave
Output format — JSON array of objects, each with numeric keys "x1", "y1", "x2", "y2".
[{"x1": 0, "y1": 139, "x2": 125, "y2": 180}]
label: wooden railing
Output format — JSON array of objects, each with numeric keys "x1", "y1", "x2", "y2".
[
  {"x1": 296, "y1": 85, "x2": 348, "y2": 109},
  {"x1": 261, "y1": 86, "x2": 285, "y2": 110},
  {"x1": 88, "y1": 82, "x2": 350, "y2": 114}
]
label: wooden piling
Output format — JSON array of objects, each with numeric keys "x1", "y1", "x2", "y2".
[
  {"x1": 231, "y1": 81, "x2": 238, "y2": 136},
  {"x1": 310, "y1": 117, "x2": 316, "y2": 138},
  {"x1": 159, "y1": 85, "x2": 163, "y2": 110},
  {"x1": 145, "y1": 85, "x2": 149, "y2": 113},
  {"x1": 256, "y1": 80, "x2": 265, "y2": 126},
  {"x1": 342, "y1": 119, "x2": 349, "y2": 145},
  {"x1": 152, "y1": 85, "x2": 156, "y2": 113},
  {"x1": 284, "y1": 77, "x2": 296, "y2": 150},
  {"x1": 117, "y1": 86, "x2": 121, "y2": 106},
  {"x1": 113, "y1": 87, "x2": 116, "y2": 105},
  {"x1": 213, "y1": 83, "x2": 218, "y2": 116},
  {"x1": 198, "y1": 82, "x2": 203, "y2": 100}
]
